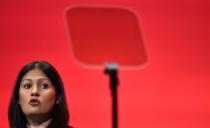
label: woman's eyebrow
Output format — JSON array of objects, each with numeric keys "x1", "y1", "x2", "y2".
[{"x1": 21, "y1": 78, "x2": 50, "y2": 84}]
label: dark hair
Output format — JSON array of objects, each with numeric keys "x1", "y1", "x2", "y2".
[{"x1": 8, "y1": 61, "x2": 71, "y2": 128}]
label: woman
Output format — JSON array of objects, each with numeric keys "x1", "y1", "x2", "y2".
[{"x1": 8, "y1": 61, "x2": 72, "y2": 128}]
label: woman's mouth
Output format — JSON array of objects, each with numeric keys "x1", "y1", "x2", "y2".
[{"x1": 29, "y1": 99, "x2": 40, "y2": 106}]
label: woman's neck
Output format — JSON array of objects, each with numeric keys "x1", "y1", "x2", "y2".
[{"x1": 26, "y1": 114, "x2": 51, "y2": 127}]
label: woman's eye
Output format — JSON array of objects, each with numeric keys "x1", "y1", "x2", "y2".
[
  {"x1": 40, "y1": 83, "x2": 49, "y2": 89},
  {"x1": 23, "y1": 83, "x2": 32, "y2": 89}
]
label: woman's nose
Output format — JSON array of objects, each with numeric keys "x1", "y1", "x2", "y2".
[{"x1": 31, "y1": 85, "x2": 40, "y2": 96}]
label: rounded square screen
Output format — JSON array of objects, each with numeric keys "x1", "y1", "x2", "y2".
[{"x1": 65, "y1": 6, "x2": 147, "y2": 69}]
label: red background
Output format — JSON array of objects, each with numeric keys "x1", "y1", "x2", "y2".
[{"x1": 0, "y1": 0, "x2": 210, "y2": 128}]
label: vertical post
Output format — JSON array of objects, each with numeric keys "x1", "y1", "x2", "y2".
[{"x1": 104, "y1": 63, "x2": 119, "y2": 128}]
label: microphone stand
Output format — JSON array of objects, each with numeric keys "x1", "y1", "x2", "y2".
[{"x1": 104, "y1": 63, "x2": 119, "y2": 128}]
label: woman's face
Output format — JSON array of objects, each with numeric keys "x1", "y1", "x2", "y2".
[{"x1": 19, "y1": 68, "x2": 56, "y2": 118}]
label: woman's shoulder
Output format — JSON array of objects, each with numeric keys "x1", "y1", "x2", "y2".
[{"x1": 67, "y1": 125, "x2": 73, "y2": 128}]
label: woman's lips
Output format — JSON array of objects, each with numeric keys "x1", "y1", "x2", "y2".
[{"x1": 29, "y1": 99, "x2": 40, "y2": 106}]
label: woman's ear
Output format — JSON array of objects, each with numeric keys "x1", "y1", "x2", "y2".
[{"x1": 56, "y1": 97, "x2": 60, "y2": 104}]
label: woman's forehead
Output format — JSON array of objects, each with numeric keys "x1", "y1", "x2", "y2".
[{"x1": 21, "y1": 69, "x2": 50, "y2": 81}]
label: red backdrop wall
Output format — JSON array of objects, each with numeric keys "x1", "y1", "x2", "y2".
[{"x1": 0, "y1": 0, "x2": 210, "y2": 128}]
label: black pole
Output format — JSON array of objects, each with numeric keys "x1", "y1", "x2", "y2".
[{"x1": 104, "y1": 63, "x2": 119, "y2": 128}]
